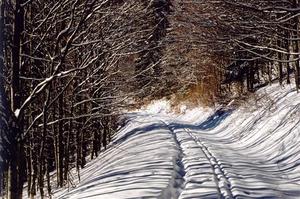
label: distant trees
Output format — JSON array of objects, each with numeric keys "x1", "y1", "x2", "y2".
[
  {"x1": 133, "y1": 0, "x2": 171, "y2": 98},
  {"x1": 150, "y1": 0, "x2": 300, "y2": 103},
  {"x1": 167, "y1": 0, "x2": 300, "y2": 99},
  {"x1": 162, "y1": 0, "x2": 225, "y2": 105},
  {"x1": 210, "y1": 0, "x2": 300, "y2": 93}
]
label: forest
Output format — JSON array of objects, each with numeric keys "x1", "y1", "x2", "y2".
[{"x1": 0, "y1": 0, "x2": 300, "y2": 198}]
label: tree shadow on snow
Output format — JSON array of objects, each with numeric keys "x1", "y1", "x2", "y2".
[
  {"x1": 113, "y1": 123, "x2": 166, "y2": 145},
  {"x1": 170, "y1": 108, "x2": 234, "y2": 131}
]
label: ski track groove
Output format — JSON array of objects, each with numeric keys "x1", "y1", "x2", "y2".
[
  {"x1": 160, "y1": 120, "x2": 187, "y2": 199},
  {"x1": 185, "y1": 128, "x2": 235, "y2": 199},
  {"x1": 161, "y1": 119, "x2": 235, "y2": 199}
]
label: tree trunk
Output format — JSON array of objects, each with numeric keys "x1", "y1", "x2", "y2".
[
  {"x1": 57, "y1": 93, "x2": 64, "y2": 187},
  {"x1": 268, "y1": 63, "x2": 272, "y2": 84},
  {"x1": 285, "y1": 31, "x2": 291, "y2": 84},
  {"x1": 277, "y1": 39, "x2": 283, "y2": 85},
  {"x1": 246, "y1": 65, "x2": 254, "y2": 92},
  {"x1": 293, "y1": 0, "x2": 300, "y2": 91},
  {"x1": 29, "y1": 130, "x2": 37, "y2": 199},
  {"x1": 1, "y1": 0, "x2": 25, "y2": 198},
  {"x1": 64, "y1": 103, "x2": 73, "y2": 184},
  {"x1": 45, "y1": 158, "x2": 51, "y2": 199}
]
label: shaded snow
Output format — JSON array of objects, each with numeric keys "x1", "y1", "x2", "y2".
[{"x1": 26, "y1": 82, "x2": 300, "y2": 199}]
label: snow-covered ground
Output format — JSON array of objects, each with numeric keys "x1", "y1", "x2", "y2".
[{"x1": 41, "y1": 82, "x2": 300, "y2": 198}]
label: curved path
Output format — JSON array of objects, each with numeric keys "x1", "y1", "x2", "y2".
[{"x1": 58, "y1": 85, "x2": 300, "y2": 199}]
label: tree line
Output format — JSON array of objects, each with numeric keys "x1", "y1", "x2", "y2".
[
  {"x1": 208, "y1": 0, "x2": 300, "y2": 93},
  {"x1": 165, "y1": 0, "x2": 300, "y2": 103}
]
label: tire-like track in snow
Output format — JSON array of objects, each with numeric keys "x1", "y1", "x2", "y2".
[
  {"x1": 162, "y1": 120, "x2": 234, "y2": 199},
  {"x1": 185, "y1": 128, "x2": 234, "y2": 199}
]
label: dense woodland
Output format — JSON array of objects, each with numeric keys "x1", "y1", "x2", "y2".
[{"x1": 0, "y1": 0, "x2": 300, "y2": 198}]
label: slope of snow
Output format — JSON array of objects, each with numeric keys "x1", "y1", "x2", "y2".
[{"x1": 31, "y1": 82, "x2": 300, "y2": 199}]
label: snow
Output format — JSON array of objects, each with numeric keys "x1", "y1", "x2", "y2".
[
  {"x1": 27, "y1": 82, "x2": 300, "y2": 199},
  {"x1": 14, "y1": 108, "x2": 20, "y2": 118}
]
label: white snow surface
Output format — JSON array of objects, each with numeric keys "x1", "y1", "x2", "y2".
[{"x1": 34, "y1": 83, "x2": 300, "y2": 198}]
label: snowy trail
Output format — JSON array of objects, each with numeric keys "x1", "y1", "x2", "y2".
[{"x1": 55, "y1": 83, "x2": 300, "y2": 199}]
